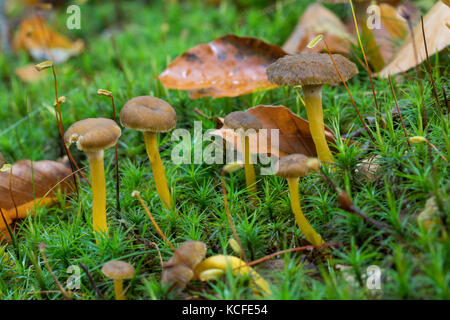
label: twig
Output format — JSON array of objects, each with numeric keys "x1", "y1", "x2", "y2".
[
  {"x1": 388, "y1": 75, "x2": 410, "y2": 147},
  {"x1": 39, "y1": 243, "x2": 72, "y2": 300},
  {"x1": 323, "y1": 39, "x2": 375, "y2": 143},
  {"x1": 79, "y1": 263, "x2": 104, "y2": 300}
]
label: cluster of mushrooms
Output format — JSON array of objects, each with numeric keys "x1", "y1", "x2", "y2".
[{"x1": 62, "y1": 52, "x2": 358, "y2": 298}]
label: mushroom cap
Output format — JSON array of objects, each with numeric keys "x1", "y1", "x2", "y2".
[
  {"x1": 266, "y1": 53, "x2": 358, "y2": 87},
  {"x1": 120, "y1": 96, "x2": 177, "y2": 133},
  {"x1": 101, "y1": 260, "x2": 135, "y2": 280},
  {"x1": 224, "y1": 111, "x2": 262, "y2": 131},
  {"x1": 64, "y1": 118, "x2": 121, "y2": 153},
  {"x1": 164, "y1": 240, "x2": 207, "y2": 269},
  {"x1": 275, "y1": 154, "x2": 319, "y2": 178}
]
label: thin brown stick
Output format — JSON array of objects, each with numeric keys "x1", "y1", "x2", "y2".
[
  {"x1": 388, "y1": 75, "x2": 410, "y2": 147},
  {"x1": 244, "y1": 243, "x2": 342, "y2": 268},
  {"x1": 79, "y1": 262, "x2": 104, "y2": 299},
  {"x1": 420, "y1": 16, "x2": 442, "y2": 117},
  {"x1": 39, "y1": 243, "x2": 72, "y2": 300},
  {"x1": 323, "y1": 39, "x2": 375, "y2": 143}
]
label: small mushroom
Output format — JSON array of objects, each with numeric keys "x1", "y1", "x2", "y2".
[
  {"x1": 267, "y1": 53, "x2": 358, "y2": 166},
  {"x1": 120, "y1": 96, "x2": 177, "y2": 209},
  {"x1": 275, "y1": 154, "x2": 324, "y2": 246},
  {"x1": 193, "y1": 255, "x2": 271, "y2": 297},
  {"x1": 64, "y1": 118, "x2": 121, "y2": 236},
  {"x1": 161, "y1": 240, "x2": 207, "y2": 289},
  {"x1": 101, "y1": 260, "x2": 135, "y2": 300},
  {"x1": 224, "y1": 111, "x2": 262, "y2": 199}
]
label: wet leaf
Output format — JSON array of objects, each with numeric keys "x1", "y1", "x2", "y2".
[
  {"x1": 13, "y1": 14, "x2": 84, "y2": 63},
  {"x1": 283, "y1": 4, "x2": 354, "y2": 55},
  {"x1": 161, "y1": 240, "x2": 207, "y2": 289},
  {"x1": 0, "y1": 158, "x2": 74, "y2": 237},
  {"x1": 158, "y1": 34, "x2": 286, "y2": 99},
  {"x1": 211, "y1": 105, "x2": 339, "y2": 158},
  {"x1": 378, "y1": 1, "x2": 450, "y2": 77}
]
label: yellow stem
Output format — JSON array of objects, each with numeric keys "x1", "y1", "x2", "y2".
[
  {"x1": 287, "y1": 177, "x2": 324, "y2": 246},
  {"x1": 87, "y1": 152, "x2": 107, "y2": 237},
  {"x1": 303, "y1": 85, "x2": 334, "y2": 165},
  {"x1": 144, "y1": 132, "x2": 172, "y2": 210},
  {"x1": 241, "y1": 135, "x2": 257, "y2": 199},
  {"x1": 114, "y1": 279, "x2": 125, "y2": 300},
  {"x1": 194, "y1": 255, "x2": 271, "y2": 297}
]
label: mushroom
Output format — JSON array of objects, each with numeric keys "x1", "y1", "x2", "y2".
[
  {"x1": 224, "y1": 111, "x2": 262, "y2": 199},
  {"x1": 275, "y1": 154, "x2": 324, "y2": 246},
  {"x1": 120, "y1": 96, "x2": 177, "y2": 210},
  {"x1": 267, "y1": 53, "x2": 358, "y2": 165},
  {"x1": 322, "y1": 0, "x2": 385, "y2": 71},
  {"x1": 101, "y1": 260, "x2": 135, "y2": 300},
  {"x1": 64, "y1": 118, "x2": 121, "y2": 236},
  {"x1": 161, "y1": 240, "x2": 207, "y2": 289},
  {"x1": 193, "y1": 255, "x2": 271, "y2": 297}
]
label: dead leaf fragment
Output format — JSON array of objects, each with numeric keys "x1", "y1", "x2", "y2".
[
  {"x1": 283, "y1": 3, "x2": 354, "y2": 55},
  {"x1": 13, "y1": 14, "x2": 84, "y2": 63},
  {"x1": 158, "y1": 35, "x2": 286, "y2": 99},
  {"x1": 378, "y1": 1, "x2": 450, "y2": 77},
  {"x1": 210, "y1": 105, "x2": 339, "y2": 158},
  {"x1": 161, "y1": 241, "x2": 207, "y2": 289},
  {"x1": 0, "y1": 159, "x2": 74, "y2": 237},
  {"x1": 15, "y1": 64, "x2": 48, "y2": 83}
]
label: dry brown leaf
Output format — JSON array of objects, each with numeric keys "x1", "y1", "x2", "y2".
[
  {"x1": 14, "y1": 64, "x2": 48, "y2": 83},
  {"x1": 13, "y1": 14, "x2": 84, "y2": 63},
  {"x1": 378, "y1": 1, "x2": 450, "y2": 77},
  {"x1": 210, "y1": 105, "x2": 339, "y2": 158},
  {"x1": 158, "y1": 34, "x2": 286, "y2": 99},
  {"x1": 161, "y1": 241, "x2": 207, "y2": 289},
  {"x1": 283, "y1": 3, "x2": 354, "y2": 55},
  {"x1": 0, "y1": 158, "x2": 74, "y2": 237}
]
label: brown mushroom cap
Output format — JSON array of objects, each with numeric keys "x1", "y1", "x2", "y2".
[
  {"x1": 64, "y1": 118, "x2": 121, "y2": 153},
  {"x1": 164, "y1": 240, "x2": 207, "y2": 269},
  {"x1": 276, "y1": 154, "x2": 319, "y2": 178},
  {"x1": 120, "y1": 96, "x2": 177, "y2": 133},
  {"x1": 101, "y1": 260, "x2": 135, "y2": 280},
  {"x1": 266, "y1": 53, "x2": 358, "y2": 87},
  {"x1": 224, "y1": 111, "x2": 262, "y2": 131}
]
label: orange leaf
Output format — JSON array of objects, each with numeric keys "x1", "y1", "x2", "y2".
[
  {"x1": 13, "y1": 14, "x2": 84, "y2": 63},
  {"x1": 283, "y1": 3, "x2": 354, "y2": 55},
  {"x1": 210, "y1": 105, "x2": 339, "y2": 158},
  {"x1": 158, "y1": 34, "x2": 286, "y2": 99},
  {"x1": 378, "y1": 1, "x2": 450, "y2": 77},
  {"x1": 0, "y1": 159, "x2": 74, "y2": 238}
]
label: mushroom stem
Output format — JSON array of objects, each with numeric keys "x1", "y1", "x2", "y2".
[
  {"x1": 87, "y1": 151, "x2": 107, "y2": 236},
  {"x1": 286, "y1": 177, "x2": 324, "y2": 246},
  {"x1": 302, "y1": 85, "x2": 334, "y2": 165},
  {"x1": 194, "y1": 255, "x2": 271, "y2": 297},
  {"x1": 143, "y1": 131, "x2": 172, "y2": 210},
  {"x1": 240, "y1": 134, "x2": 257, "y2": 199},
  {"x1": 113, "y1": 279, "x2": 125, "y2": 300}
]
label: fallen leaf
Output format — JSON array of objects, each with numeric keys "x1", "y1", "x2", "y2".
[
  {"x1": 161, "y1": 240, "x2": 207, "y2": 289},
  {"x1": 378, "y1": 1, "x2": 450, "y2": 77},
  {"x1": 210, "y1": 105, "x2": 339, "y2": 158},
  {"x1": 283, "y1": 3, "x2": 354, "y2": 55},
  {"x1": 13, "y1": 14, "x2": 84, "y2": 63},
  {"x1": 158, "y1": 34, "x2": 286, "y2": 99},
  {"x1": 0, "y1": 158, "x2": 74, "y2": 238},
  {"x1": 14, "y1": 64, "x2": 48, "y2": 83}
]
